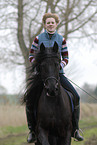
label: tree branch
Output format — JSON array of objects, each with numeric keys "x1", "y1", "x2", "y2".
[{"x1": 17, "y1": 0, "x2": 29, "y2": 64}]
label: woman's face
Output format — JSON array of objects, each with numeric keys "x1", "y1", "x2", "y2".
[{"x1": 44, "y1": 17, "x2": 58, "y2": 33}]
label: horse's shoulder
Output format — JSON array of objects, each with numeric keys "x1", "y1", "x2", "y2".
[
  {"x1": 60, "y1": 85, "x2": 74, "y2": 112},
  {"x1": 60, "y1": 85, "x2": 68, "y2": 96}
]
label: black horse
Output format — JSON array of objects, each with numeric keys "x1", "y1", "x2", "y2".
[{"x1": 23, "y1": 42, "x2": 72, "y2": 145}]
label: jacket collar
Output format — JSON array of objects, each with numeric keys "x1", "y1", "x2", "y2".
[{"x1": 45, "y1": 29, "x2": 57, "y2": 39}]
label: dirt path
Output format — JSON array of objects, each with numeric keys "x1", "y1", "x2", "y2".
[
  {"x1": 0, "y1": 125, "x2": 97, "y2": 145},
  {"x1": 0, "y1": 133, "x2": 34, "y2": 145},
  {"x1": 0, "y1": 133, "x2": 97, "y2": 145},
  {"x1": 85, "y1": 135, "x2": 97, "y2": 145}
]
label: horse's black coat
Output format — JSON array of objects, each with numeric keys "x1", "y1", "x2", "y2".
[{"x1": 23, "y1": 42, "x2": 72, "y2": 145}]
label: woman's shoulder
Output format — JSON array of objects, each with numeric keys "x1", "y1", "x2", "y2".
[
  {"x1": 38, "y1": 31, "x2": 45, "y2": 37},
  {"x1": 56, "y1": 32, "x2": 63, "y2": 42}
]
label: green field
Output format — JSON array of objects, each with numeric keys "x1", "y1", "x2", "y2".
[
  {"x1": 0, "y1": 118, "x2": 97, "y2": 145},
  {"x1": 0, "y1": 104, "x2": 97, "y2": 145}
]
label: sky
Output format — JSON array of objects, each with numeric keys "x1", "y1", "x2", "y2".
[
  {"x1": 0, "y1": 38, "x2": 97, "y2": 94},
  {"x1": 66, "y1": 39, "x2": 97, "y2": 86}
]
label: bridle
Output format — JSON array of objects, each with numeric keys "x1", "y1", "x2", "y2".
[
  {"x1": 39, "y1": 53, "x2": 60, "y2": 88},
  {"x1": 43, "y1": 76, "x2": 59, "y2": 86},
  {"x1": 43, "y1": 77, "x2": 59, "y2": 94}
]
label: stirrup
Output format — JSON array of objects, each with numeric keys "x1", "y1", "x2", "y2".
[
  {"x1": 27, "y1": 131, "x2": 37, "y2": 143},
  {"x1": 74, "y1": 129, "x2": 84, "y2": 141}
]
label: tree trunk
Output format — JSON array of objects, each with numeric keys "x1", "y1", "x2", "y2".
[{"x1": 17, "y1": 0, "x2": 30, "y2": 82}]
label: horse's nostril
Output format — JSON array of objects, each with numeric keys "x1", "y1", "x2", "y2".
[{"x1": 44, "y1": 83, "x2": 49, "y2": 91}]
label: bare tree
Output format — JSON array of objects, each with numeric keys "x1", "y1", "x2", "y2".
[{"x1": 0, "y1": 0, "x2": 97, "y2": 81}]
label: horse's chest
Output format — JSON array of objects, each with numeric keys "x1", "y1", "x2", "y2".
[
  {"x1": 38, "y1": 104, "x2": 66, "y2": 128},
  {"x1": 38, "y1": 110, "x2": 67, "y2": 137}
]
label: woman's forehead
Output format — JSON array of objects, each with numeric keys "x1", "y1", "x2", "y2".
[{"x1": 46, "y1": 17, "x2": 56, "y2": 22}]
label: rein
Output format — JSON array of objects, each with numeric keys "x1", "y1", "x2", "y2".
[{"x1": 67, "y1": 77, "x2": 97, "y2": 101}]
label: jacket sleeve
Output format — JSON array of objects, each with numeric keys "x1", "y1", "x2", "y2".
[
  {"x1": 29, "y1": 36, "x2": 39, "y2": 62},
  {"x1": 61, "y1": 37, "x2": 69, "y2": 66}
]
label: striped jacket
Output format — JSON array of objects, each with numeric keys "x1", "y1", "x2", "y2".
[{"x1": 29, "y1": 30, "x2": 69, "y2": 71}]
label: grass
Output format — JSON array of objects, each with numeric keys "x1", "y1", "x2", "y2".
[
  {"x1": 0, "y1": 103, "x2": 97, "y2": 127},
  {"x1": 72, "y1": 128, "x2": 97, "y2": 145},
  {"x1": 80, "y1": 103, "x2": 97, "y2": 119},
  {"x1": 72, "y1": 119, "x2": 97, "y2": 145},
  {"x1": 0, "y1": 103, "x2": 97, "y2": 145},
  {"x1": 0, "y1": 125, "x2": 28, "y2": 138},
  {"x1": 0, "y1": 134, "x2": 26, "y2": 145},
  {"x1": 0, "y1": 118, "x2": 97, "y2": 145},
  {"x1": 0, "y1": 104, "x2": 26, "y2": 127}
]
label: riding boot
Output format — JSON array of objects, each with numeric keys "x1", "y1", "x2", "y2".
[
  {"x1": 72, "y1": 105, "x2": 84, "y2": 141},
  {"x1": 26, "y1": 105, "x2": 37, "y2": 143}
]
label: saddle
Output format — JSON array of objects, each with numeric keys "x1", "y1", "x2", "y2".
[{"x1": 64, "y1": 89, "x2": 74, "y2": 113}]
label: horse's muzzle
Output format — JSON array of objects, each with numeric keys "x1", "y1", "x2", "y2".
[{"x1": 44, "y1": 82, "x2": 59, "y2": 97}]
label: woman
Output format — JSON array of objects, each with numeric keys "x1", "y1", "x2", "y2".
[{"x1": 26, "y1": 13, "x2": 84, "y2": 143}]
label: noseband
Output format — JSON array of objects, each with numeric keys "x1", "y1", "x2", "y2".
[{"x1": 43, "y1": 76, "x2": 59, "y2": 86}]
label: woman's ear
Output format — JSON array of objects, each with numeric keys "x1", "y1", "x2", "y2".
[{"x1": 43, "y1": 23, "x2": 46, "y2": 29}]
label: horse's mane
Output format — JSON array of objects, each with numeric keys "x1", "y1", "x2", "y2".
[
  {"x1": 21, "y1": 64, "x2": 42, "y2": 106},
  {"x1": 21, "y1": 45, "x2": 60, "y2": 109}
]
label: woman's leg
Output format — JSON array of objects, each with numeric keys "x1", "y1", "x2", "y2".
[
  {"x1": 26, "y1": 102, "x2": 37, "y2": 143},
  {"x1": 59, "y1": 73, "x2": 84, "y2": 141},
  {"x1": 59, "y1": 73, "x2": 80, "y2": 106}
]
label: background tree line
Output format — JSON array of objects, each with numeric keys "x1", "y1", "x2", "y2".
[
  {"x1": 0, "y1": 83, "x2": 97, "y2": 104},
  {"x1": 79, "y1": 83, "x2": 97, "y2": 103}
]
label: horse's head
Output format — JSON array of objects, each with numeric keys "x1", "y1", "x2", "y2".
[{"x1": 36, "y1": 42, "x2": 61, "y2": 97}]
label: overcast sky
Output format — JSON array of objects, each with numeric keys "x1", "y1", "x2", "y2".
[{"x1": 66, "y1": 38, "x2": 97, "y2": 86}]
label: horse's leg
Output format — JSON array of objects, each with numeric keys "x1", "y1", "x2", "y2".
[
  {"x1": 57, "y1": 134, "x2": 71, "y2": 145},
  {"x1": 35, "y1": 139, "x2": 42, "y2": 145},
  {"x1": 38, "y1": 127, "x2": 50, "y2": 145},
  {"x1": 64, "y1": 130, "x2": 71, "y2": 145},
  {"x1": 49, "y1": 135, "x2": 57, "y2": 145},
  {"x1": 57, "y1": 130, "x2": 71, "y2": 145}
]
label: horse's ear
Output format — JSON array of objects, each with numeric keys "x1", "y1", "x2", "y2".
[
  {"x1": 53, "y1": 41, "x2": 58, "y2": 53},
  {"x1": 40, "y1": 43, "x2": 45, "y2": 52}
]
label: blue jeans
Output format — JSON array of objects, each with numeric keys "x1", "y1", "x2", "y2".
[{"x1": 59, "y1": 73, "x2": 80, "y2": 107}]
